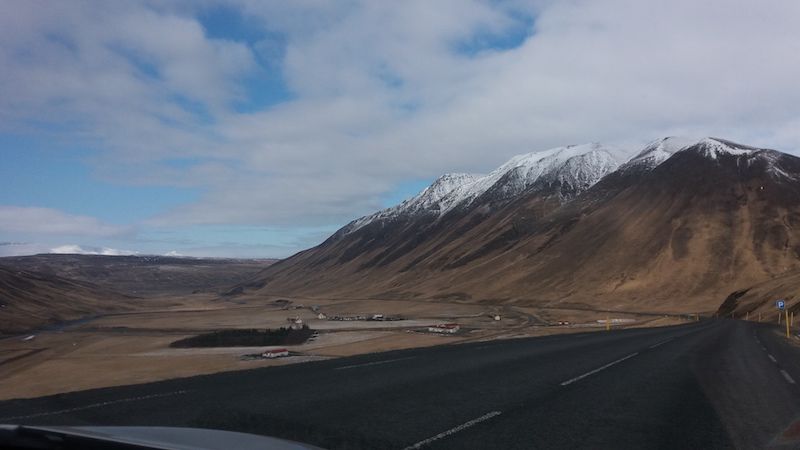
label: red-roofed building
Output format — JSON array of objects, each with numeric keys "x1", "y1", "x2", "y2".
[{"x1": 262, "y1": 348, "x2": 289, "y2": 358}]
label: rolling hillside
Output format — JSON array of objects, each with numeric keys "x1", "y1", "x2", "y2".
[{"x1": 0, "y1": 267, "x2": 134, "y2": 333}]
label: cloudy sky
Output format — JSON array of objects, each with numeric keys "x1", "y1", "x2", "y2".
[{"x1": 2, "y1": 0, "x2": 799, "y2": 258}]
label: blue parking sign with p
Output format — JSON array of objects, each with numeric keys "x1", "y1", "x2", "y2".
[{"x1": 777, "y1": 300, "x2": 786, "y2": 310}]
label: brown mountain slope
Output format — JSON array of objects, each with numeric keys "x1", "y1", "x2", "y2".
[
  {"x1": 0, "y1": 267, "x2": 134, "y2": 334},
  {"x1": 245, "y1": 181, "x2": 568, "y2": 299},
  {"x1": 715, "y1": 269, "x2": 800, "y2": 320},
  {"x1": 247, "y1": 140, "x2": 800, "y2": 314},
  {"x1": 433, "y1": 145, "x2": 800, "y2": 312}
]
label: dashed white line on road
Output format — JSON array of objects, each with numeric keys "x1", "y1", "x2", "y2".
[
  {"x1": 649, "y1": 338, "x2": 674, "y2": 349},
  {"x1": 335, "y1": 356, "x2": 415, "y2": 370},
  {"x1": 781, "y1": 370, "x2": 796, "y2": 384},
  {"x1": 403, "y1": 411, "x2": 502, "y2": 449},
  {"x1": 560, "y1": 352, "x2": 639, "y2": 386},
  {"x1": 768, "y1": 354, "x2": 777, "y2": 363},
  {"x1": 0, "y1": 390, "x2": 191, "y2": 422},
  {"x1": 761, "y1": 346, "x2": 768, "y2": 351}
]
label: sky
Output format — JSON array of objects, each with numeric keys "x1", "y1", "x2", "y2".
[{"x1": 1, "y1": 0, "x2": 800, "y2": 258}]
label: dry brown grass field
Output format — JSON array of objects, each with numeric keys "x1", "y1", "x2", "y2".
[{"x1": 0, "y1": 290, "x2": 689, "y2": 400}]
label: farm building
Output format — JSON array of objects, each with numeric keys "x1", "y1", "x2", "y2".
[
  {"x1": 428, "y1": 323, "x2": 460, "y2": 334},
  {"x1": 262, "y1": 348, "x2": 289, "y2": 359},
  {"x1": 286, "y1": 316, "x2": 304, "y2": 329}
]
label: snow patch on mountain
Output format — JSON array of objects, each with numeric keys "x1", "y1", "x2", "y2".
[
  {"x1": 333, "y1": 136, "x2": 799, "y2": 241},
  {"x1": 691, "y1": 137, "x2": 760, "y2": 159},
  {"x1": 343, "y1": 173, "x2": 480, "y2": 234},
  {"x1": 539, "y1": 149, "x2": 623, "y2": 200},
  {"x1": 622, "y1": 137, "x2": 769, "y2": 172},
  {"x1": 342, "y1": 143, "x2": 626, "y2": 235},
  {"x1": 622, "y1": 136, "x2": 701, "y2": 171},
  {"x1": 444, "y1": 143, "x2": 626, "y2": 209}
]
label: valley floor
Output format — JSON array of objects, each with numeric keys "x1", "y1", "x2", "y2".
[{"x1": 1, "y1": 292, "x2": 695, "y2": 400}]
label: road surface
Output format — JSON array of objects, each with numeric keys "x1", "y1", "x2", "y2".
[{"x1": 2, "y1": 319, "x2": 799, "y2": 449}]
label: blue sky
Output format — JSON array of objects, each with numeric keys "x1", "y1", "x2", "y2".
[
  {"x1": 0, "y1": 134, "x2": 199, "y2": 224},
  {"x1": 1, "y1": 1, "x2": 799, "y2": 258}
]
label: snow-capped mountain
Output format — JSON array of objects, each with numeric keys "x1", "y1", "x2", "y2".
[
  {"x1": 685, "y1": 138, "x2": 799, "y2": 182},
  {"x1": 341, "y1": 172, "x2": 480, "y2": 234},
  {"x1": 691, "y1": 137, "x2": 761, "y2": 159},
  {"x1": 623, "y1": 136, "x2": 774, "y2": 172},
  {"x1": 445, "y1": 143, "x2": 626, "y2": 208},
  {"x1": 248, "y1": 136, "x2": 800, "y2": 315},
  {"x1": 621, "y1": 136, "x2": 701, "y2": 171},
  {"x1": 342, "y1": 143, "x2": 626, "y2": 235}
]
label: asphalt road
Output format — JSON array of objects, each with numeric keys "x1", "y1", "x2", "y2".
[{"x1": 2, "y1": 319, "x2": 800, "y2": 449}]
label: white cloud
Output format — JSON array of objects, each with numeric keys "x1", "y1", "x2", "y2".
[
  {"x1": 0, "y1": 242, "x2": 136, "y2": 257},
  {"x1": 0, "y1": 206, "x2": 132, "y2": 237},
  {"x1": 3, "y1": 0, "x2": 800, "y2": 235},
  {"x1": 49, "y1": 245, "x2": 137, "y2": 256}
]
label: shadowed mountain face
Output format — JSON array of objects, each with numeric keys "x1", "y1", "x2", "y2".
[
  {"x1": 0, "y1": 267, "x2": 133, "y2": 334},
  {"x1": 713, "y1": 268, "x2": 800, "y2": 319},
  {"x1": 244, "y1": 138, "x2": 800, "y2": 313}
]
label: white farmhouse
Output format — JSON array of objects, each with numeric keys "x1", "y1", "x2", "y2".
[{"x1": 427, "y1": 323, "x2": 460, "y2": 334}]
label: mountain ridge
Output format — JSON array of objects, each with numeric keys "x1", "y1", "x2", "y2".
[{"x1": 246, "y1": 137, "x2": 800, "y2": 313}]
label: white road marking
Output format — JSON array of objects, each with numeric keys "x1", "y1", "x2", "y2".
[
  {"x1": 761, "y1": 346, "x2": 768, "y2": 351},
  {"x1": 403, "y1": 411, "x2": 502, "y2": 449},
  {"x1": 560, "y1": 352, "x2": 639, "y2": 386},
  {"x1": 334, "y1": 356, "x2": 415, "y2": 370},
  {"x1": 768, "y1": 354, "x2": 777, "y2": 363},
  {"x1": 648, "y1": 338, "x2": 674, "y2": 349},
  {"x1": 781, "y1": 370, "x2": 796, "y2": 384},
  {"x1": 0, "y1": 390, "x2": 190, "y2": 422}
]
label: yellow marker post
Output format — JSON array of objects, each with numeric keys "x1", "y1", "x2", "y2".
[{"x1": 786, "y1": 309, "x2": 791, "y2": 339}]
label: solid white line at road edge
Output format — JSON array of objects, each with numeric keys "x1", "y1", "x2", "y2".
[
  {"x1": 781, "y1": 370, "x2": 796, "y2": 384},
  {"x1": 403, "y1": 411, "x2": 502, "y2": 449},
  {"x1": 560, "y1": 352, "x2": 639, "y2": 386},
  {"x1": 0, "y1": 390, "x2": 191, "y2": 422},
  {"x1": 334, "y1": 356, "x2": 415, "y2": 370}
]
